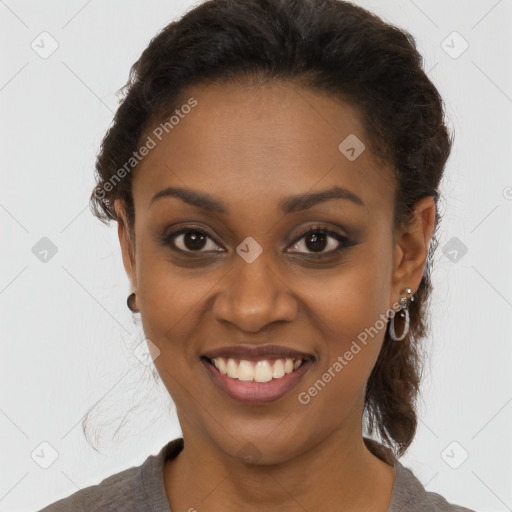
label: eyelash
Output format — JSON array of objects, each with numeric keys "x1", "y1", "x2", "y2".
[{"x1": 161, "y1": 225, "x2": 356, "y2": 258}]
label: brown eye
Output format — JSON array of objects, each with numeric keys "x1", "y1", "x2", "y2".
[
  {"x1": 165, "y1": 229, "x2": 224, "y2": 253},
  {"x1": 161, "y1": 225, "x2": 356, "y2": 258},
  {"x1": 287, "y1": 227, "x2": 353, "y2": 256}
]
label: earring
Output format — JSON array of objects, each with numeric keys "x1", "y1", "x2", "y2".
[
  {"x1": 127, "y1": 292, "x2": 138, "y2": 313},
  {"x1": 389, "y1": 288, "x2": 414, "y2": 341}
]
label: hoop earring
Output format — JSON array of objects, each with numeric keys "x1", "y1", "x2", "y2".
[
  {"x1": 127, "y1": 292, "x2": 138, "y2": 313},
  {"x1": 389, "y1": 288, "x2": 414, "y2": 341}
]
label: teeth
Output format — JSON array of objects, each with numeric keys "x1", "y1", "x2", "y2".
[
  {"x1": 226, "y1": 358, "x2": 238, "y2": 378},
  {"x1": 272, "y1": 359, "x2": 285, "y2": 378},
  {"x1": 238, "y1": 360, "x2": 254, "y2": 381},
  {"x1": 210, "y1": 357, "x2": 305, "y2": 382},
  {"x1": 217, "y1": 357, "x2": 227, "y2": 375},
  {"x1": 254, "y1": 361, "x2": 273, "y2": 382}
]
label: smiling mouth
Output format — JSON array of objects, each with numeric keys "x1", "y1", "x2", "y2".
[
  {"x1": 200, "y1": 353, "x2": 315, "y2": 404},
  {"x1": 201, "y1": 356, "x2": 311, "y2": 383}
]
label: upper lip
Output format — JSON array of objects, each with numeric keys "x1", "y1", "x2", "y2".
[{"x1": 202, "y1": 344, "x2": 315, "y2": 361}]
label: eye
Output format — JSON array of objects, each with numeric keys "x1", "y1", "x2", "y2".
[
  {"x1": 163, "y1": 228, "x2": 224, "y2": 253},
  {"x1": 162, "y1": 225, "x2": 354, "y2": 257},
  {"x1": 287, "y1": 226, "x2": 352, "y2": 256}
]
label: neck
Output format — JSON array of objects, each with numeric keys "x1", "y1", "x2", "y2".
[{"x1": 163, "y1": 424, "x2": 395, "y2": 512}]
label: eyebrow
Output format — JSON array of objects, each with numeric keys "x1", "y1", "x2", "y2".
[{"x1": 149, "y1": 185, "x2": 365, "y2": 215}]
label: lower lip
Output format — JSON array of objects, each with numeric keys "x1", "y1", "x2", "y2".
[{"x1": 201, "y1": 358, "x2": 314, "y2": 404}]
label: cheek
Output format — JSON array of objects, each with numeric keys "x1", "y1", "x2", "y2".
[
  {"x1": 137, "y1": 270, "x2": 205, "y2": 358},
  {"x1": 312, "y1": 247, "x2": 391, "y2": 354},
  {"x1": 135, "y1": 241, "x2": 196, "y2": 357},
  {"x1": 136, "y1": 261, "x2": 213, "y2": 417},
  {"x1": 298, "y1": 240, "x2": 392, "y2": 401}
]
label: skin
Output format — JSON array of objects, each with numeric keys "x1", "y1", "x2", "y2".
[{"x1": 116, "y1": 78, "x2": 435, "y2": 512}]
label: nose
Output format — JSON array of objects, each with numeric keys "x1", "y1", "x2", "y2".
[{"x1": 211, "y1": 252, "x2": 298, "y2": 333}]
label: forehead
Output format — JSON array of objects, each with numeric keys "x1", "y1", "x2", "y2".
[{"x1": 132, "y1": 79, "x2": 394, "y2": 219}]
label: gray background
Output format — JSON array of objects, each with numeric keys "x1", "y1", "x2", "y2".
[{"x1": 1, "y1": 0, "x2": 511, "y2": 510}]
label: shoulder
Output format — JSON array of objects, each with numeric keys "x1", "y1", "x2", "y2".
[
  {"x1": 363, "y1": 437, "x2": 478, "y2": 512},
  {"x1": 37, "y1": 438, "x2": 183, "y2": 512},
  {"x1": 37, "y1": 463, "x2": 142, "y2": 512},
  {"x1": 390, "y1": 461, "x2": 478, "y2": 512}
]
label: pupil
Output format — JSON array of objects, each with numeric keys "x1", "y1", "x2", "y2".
[
  {"x1": 306, "y1": 231, "x2": 327, "y2": 252},
  {"x1": 185, "y1": 232, "x2": 206, "y2": 250}
]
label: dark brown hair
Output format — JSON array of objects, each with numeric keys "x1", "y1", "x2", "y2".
[{"x1": 87, "y1": 0, "x2": 453, "y2": 461}]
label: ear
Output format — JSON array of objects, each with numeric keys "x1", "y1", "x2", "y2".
[
  {"x1": 390, "y1": 196, "x2": 436, "y2": 301},
  {"x1": 115, "y1": 200, "x2": 137, "y2": 292}
]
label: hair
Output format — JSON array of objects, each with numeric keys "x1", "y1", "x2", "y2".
[{"x1": 87, "y1": 0, "x2": 453, "y2": 462}]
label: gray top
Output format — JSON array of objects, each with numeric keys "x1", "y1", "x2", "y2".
[{"x1": 38, "y1": 437, "x2": 477, "y2": 511}]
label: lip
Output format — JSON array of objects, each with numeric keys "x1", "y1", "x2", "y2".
[
  {"x1": 201, "y1": 356, "x2": 314, "y2": 404},
  {"x1": 202, "y1": 344, "x2": 315, "y2": 361}
]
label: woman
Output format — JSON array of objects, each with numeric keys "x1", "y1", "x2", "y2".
[{"x1": 39, "y1": 0, "x2": 477, "y2": 510}]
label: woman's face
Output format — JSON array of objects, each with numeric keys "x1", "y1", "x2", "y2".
[{"x1": 118, "y1": 79, "x2": 430, "y2": 464}]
